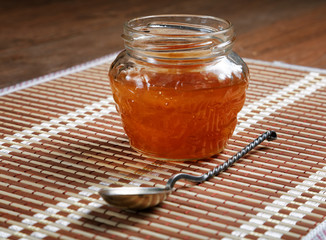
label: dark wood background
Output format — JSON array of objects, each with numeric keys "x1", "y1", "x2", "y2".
[{"x1": 1, "y1": 0, "x2": 326, "y2": 89}]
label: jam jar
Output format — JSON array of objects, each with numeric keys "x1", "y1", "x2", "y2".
[{"x1": 109, "y1": 15, "x2": 249, "y2": 160}]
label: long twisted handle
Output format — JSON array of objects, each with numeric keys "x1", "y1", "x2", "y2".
[{"x1": 166, "y1": 130, "x2": 277, "y2": 189}]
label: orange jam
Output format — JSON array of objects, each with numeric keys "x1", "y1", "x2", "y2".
[
  {"x1": 109, "y1": 15, "x2": 249, "y2": 160},
  {"x1": 109, "y1": 64, "x2": 248, "y2": 160}
]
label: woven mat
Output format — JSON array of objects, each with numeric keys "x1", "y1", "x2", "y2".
[{"x1": 0, "y1": 54, "x2": 326, "y2": 240}]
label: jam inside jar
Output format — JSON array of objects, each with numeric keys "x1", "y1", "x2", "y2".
[{"x1": 109, "y1": 15, "x2": 249, "y2": 160}]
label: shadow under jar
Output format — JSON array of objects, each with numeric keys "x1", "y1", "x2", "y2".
[{"x1": 109, "y1": 15, "x2": 249, "y2": 161}]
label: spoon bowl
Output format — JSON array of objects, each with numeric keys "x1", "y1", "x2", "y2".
[
  {"x1": 99, "y1": 187, "x2": 171, "y2": 210},
  {"x1": 99, "y1": 130, "x2": 277, "y2": 210}
]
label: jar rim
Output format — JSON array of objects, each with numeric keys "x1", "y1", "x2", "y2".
[
  {"x1": 122, "y1": 14, "x2": 235, "y2": 64},
  {"x1": 124, "y1": 14, "x2": 233, "y2": 38}
]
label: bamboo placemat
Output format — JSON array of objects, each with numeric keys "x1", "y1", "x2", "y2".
[{"x1": 0, "y1": 54, "x2": 326, "y2": 240}]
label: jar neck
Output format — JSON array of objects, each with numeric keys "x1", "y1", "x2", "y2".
[{"x1": 122, "y1": 15, "x2": 235, "y2": 65}]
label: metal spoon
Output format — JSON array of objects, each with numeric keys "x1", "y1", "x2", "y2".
[{"x1": 99, "y1": 130, "x2": 277, "y2": 210}]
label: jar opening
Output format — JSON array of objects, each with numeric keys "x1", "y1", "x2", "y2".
[
  {"x1": 125, "y1": 14, "x2": 233, "y2": 36},
  {"x1": 122, "y1": 14, "x2": 235, "y2": 64}
]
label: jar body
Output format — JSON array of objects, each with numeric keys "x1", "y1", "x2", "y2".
[{"x1": 109, "y1": 15, "x2": 249, "y2": 160}]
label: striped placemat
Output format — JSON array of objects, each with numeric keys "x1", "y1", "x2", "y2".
[{"x1": 0, "y1": 53, "x2": 326, "y2": 240}]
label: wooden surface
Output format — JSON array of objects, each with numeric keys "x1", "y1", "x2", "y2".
[{"x1": 1, "y1": 0, "x2": 326, "y2": 89}]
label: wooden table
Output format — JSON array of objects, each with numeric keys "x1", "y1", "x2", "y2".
[{"x1": 1, "y1": 0, "x2": 326, "y2": 89}]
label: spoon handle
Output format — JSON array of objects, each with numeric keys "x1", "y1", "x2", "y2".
[{"x1": 166, "y1": 130, "x2": 277, "y2": 189}]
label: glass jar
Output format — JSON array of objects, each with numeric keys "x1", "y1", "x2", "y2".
[{"x1": 109, "y1": 14, "x2": 249, "y2": 161}]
